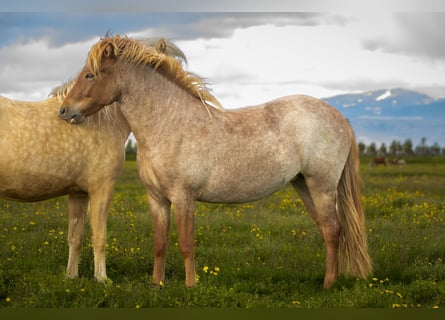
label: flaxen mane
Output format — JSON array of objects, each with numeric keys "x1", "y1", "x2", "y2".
[
  {"x1": 50, "y1": 79, "x2": 75, "y2": 102},
  {"x1": 87, "y1": 35, "x2": 222, "y2": 110}
]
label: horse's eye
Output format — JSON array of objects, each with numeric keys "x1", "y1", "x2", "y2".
[{"x1": 85, "y1": 73, "x2": 95, "y2": 80}]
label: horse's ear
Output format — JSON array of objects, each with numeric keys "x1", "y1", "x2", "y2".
[
  {"x1": 155, "y1": 38, "x2": 167, "y2": 54},
  {"x1": 103, "y1": 43, "x2": 117, "y2": 59}
]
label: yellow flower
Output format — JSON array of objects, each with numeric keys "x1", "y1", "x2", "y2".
[{"x1": 203, "y1": 266, "x2": 209, "y2": 273}]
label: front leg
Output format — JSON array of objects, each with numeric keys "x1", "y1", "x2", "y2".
[
  {"x1": 148, "y1": 194, "x2": 171, "y2": 286},
  {"x1": 66, "y1": 194, "x2": 88, "y2": 279},
  {"x1": 88, "y1": 183, "x2": 115, "y2": 282}
]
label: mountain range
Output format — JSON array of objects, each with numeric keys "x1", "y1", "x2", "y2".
[{"x1": 322, "y1": 88, "x2": 445, "y2": 147}]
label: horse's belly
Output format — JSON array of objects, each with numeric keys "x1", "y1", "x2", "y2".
[
  {"x1": 194, "y1": 151, "x2": 300, "y2": 203},
  {"x1": 0, "y1": 175, "x2": 81, "y2": 202},
  {"x1": 198, "y1": 170, "x2": 294, "y2": 203},
  {"x1": 199, "y1": 182, "x2": 287, "y2": 203}
]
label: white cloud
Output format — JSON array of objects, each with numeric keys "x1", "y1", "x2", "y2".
[
  {"x1": 175, "y1": 16, "x2": 445, "y2": 108},
  {"x1": 0, "y1": 37, "x2": 97, "y2": 100}
]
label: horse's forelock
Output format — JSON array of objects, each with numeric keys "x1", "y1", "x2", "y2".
[{"x1": 87, "y1": 40, "x2": 112, "y2": 77}]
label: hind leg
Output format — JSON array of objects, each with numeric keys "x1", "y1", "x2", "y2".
[
  {"x1": 66, "y1": 194, "x2": 88, "y2": 279},
  {"x1": 292, "y1": 176, "x2": 340, "y2": 288}
]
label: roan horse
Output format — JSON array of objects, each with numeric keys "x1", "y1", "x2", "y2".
[
  {"x1": 0, "y1": 38, "x2": 184, "y2": 282},
  {"x1": 59, "y1": 35, "x2": 372, "y2": 288}
]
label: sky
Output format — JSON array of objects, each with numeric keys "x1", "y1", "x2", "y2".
[{"x1": 1, "y1": 1, "x2": 445, "y2": 109}]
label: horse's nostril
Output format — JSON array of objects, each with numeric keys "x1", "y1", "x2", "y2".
[{"x1": 59, "y1": 107, "x2": 66, "y2": 116}]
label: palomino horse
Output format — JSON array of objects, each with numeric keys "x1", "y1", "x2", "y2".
[
  {"x1": 0, "y1": 90, "x2": 129, "y2": 281},
  {"x1": 0, "y1": 38, "x2": 184, "y2": 282},
  {"x1": 59, "y1": 35, "x2": 372, "y2": 288}
]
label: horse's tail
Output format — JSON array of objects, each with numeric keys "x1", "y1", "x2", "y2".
[{"x1": 336, "y1": 134, "x2": 372, "y2": 279}]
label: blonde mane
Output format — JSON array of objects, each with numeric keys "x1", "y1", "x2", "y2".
[
  {"x1": 87, "y1": 35, "x2": 222, "y2": 110},
  {"x1": 50, "y1": 79, "x2": 75, "y2": 103}
]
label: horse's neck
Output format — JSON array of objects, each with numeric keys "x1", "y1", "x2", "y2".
[
  {"x1": 85, "y1": 104, "x2": 131, "y2": 140},
  {"x1": 119, "y1": 67, "x2": 212, "y2": 142}
]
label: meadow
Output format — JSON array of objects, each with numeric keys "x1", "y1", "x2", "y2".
[{"x1": 0, "y1": 155, "x2": 444, "y2": 308}]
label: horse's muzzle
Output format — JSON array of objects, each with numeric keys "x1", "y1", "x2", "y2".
[{"x1": 58, "y1": 107, "x2": 83, "y2": 124}]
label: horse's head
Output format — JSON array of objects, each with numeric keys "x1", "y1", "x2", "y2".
[
  {"x1": 59, "y1": 35, "x2": 221, "y2": 124},
  {"x1": 59, "y1": 41, "x2": 121, "y2": 124}
]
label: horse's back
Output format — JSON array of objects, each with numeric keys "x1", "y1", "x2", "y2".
[
  {"x1": 259, "y1": 95, "x2": 354, "y2": 178},
  {"x1": 0, "y1": 95, "x2": 16, "y2": 113},
  {"x1": 259, "y1": 94, "x2": 352, "y2": 149},
  {"x1": 262, "y1": 94, "x2": 348, "y2": 126}
]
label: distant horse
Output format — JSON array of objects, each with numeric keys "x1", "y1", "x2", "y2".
[
  {"x1": 391, "y1": 158, "x2": 406, "y2": 166},
  {"x1": 59, "y1": 35, "x2": 372, "y2": 289},
  {"x1": 369, "y1": 157, "x2": 388, "y2": 170},
  {"x1": 0, "y1": 38, "x2": 184, "y2": 282}
]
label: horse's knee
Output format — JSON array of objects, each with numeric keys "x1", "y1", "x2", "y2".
[
  {"x1": 179, "y1": 238, "x2": 195, "y2": 259},
  {"x1": 154, "y1": 238, "x2": 168, "y2": 258}
]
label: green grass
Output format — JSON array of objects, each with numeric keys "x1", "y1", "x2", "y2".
[{"x1": 1, "y1": 157, "x2": 444, "y2": 308}]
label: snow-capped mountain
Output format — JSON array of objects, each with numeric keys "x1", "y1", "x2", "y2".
[{"x1": 322, "y1": 88, "x2": 445, "y2": 146}]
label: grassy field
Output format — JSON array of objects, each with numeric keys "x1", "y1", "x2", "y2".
[{"x1": 0, "y1": 156, "x2": 444, "y2": 308}]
